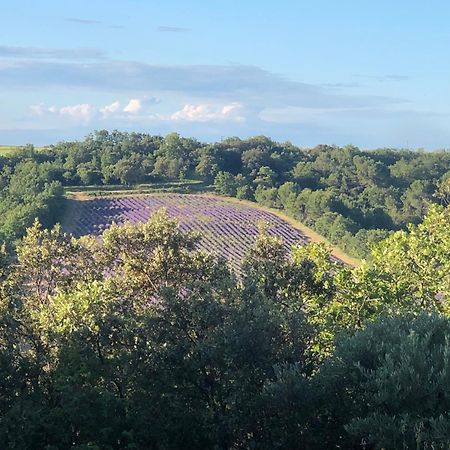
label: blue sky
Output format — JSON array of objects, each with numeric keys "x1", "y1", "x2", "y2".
[{"x1": 1, "y1": 0, "x2": 449, "y2": 148}]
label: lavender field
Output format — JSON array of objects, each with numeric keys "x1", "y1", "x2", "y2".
[{"x1": 64, "y1": 194, "x2": 311, "y2": 270}]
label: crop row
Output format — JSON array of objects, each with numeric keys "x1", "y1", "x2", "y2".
[{"x1": 64, "y1": 194, "x2": 309, "y2": 270}]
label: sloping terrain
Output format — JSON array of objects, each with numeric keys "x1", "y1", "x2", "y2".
[{"x1": 63, "y1": 193, "x2": 337, "y2": 271}]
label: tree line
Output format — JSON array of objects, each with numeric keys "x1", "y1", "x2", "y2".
[
  {"x1": 2, "y1": 130, "x2": 450, "y2": 256},
  {"x1": 1, "y1": 205, "x2": 450, "y2": 449}
]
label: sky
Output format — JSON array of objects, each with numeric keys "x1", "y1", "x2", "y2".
[{"x1": 1, "y1": 0, "x2": 449, "y2": 148}]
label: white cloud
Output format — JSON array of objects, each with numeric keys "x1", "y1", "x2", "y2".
[
  {"x1": 100, "y1": 101, "x2": 120, "y2": 116},
  {"x1": 171, "y1": 102, "x2": 244, "y2": 122},
  {"x1": 59, "y1": 104, "x2": 95, "y2": 122},
  {"x1": 123, "y1": 99, "x2": 141, "y2": 113},
  {"x1": 29, "y1": 100, "x2": 245, "y2": 126},
  {"x1": 30, "y1": 103, "x2": 59, "y2": 116},
  {"x1": 30, "y1": 102, "x2": 95, "y2": 123},
  {"x1": 29, "y1": 103, "x2": 46, "y2": 116},
  {"x1": 29, "y1": 97, "x2": 159, "y2": 124}
]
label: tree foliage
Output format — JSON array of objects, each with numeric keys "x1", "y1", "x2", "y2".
[{"x1": 0, "y1": 204, "x2": 449, "y2": 448}]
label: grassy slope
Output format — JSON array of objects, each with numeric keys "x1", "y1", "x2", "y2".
[
  {"x1": 65, "y1": 180, "x2": 212, "y2": 198},
  {"x1": 0, "y1": 146, "x2": 18, "y2": 155},
  {"x1": 65, "y1": 187, "x2": 359, "y2": 267},
  {"x1": 0, "y1": 145, "x2": 47, "y2": 156}
]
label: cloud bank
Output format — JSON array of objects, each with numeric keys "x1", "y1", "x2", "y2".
[
  {"x1": 3, "y1": 45, "x2": 445, "y2": 148},
  {"x1": 0, "y1": 57, "x2": 402, "y2": 111}
]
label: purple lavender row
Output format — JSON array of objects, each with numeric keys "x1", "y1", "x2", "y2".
[{"x1": 65, "y1": 195, "x2": 309, "y2": 270}]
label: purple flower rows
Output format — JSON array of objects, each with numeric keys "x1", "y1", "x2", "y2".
[{"x1": 64, "y1": 194, "x2": 309, "y2": 271}]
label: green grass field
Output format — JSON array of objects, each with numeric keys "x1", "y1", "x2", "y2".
[
  {"x1": 65, "y1": 180, "x2": 213, "y2": 197},
  {"x1": 0, "y1": 146, "x2": 19, "y2": 155},
  {"x1": 0, "y1": 145, "x2": 47, "y2": 156}
]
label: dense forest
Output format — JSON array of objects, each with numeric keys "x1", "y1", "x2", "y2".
[
  {"x1": 2, "y1": 130, "x2": 450, "y2": 256},
  {"x1": 1, "y1": 206, "x2": 450, "y2": 449}
]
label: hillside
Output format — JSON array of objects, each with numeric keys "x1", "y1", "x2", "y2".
[
  {"x1": 0, "y1": 130, "x2": 450, "y2": 259},
  {"x1": 1, "y1": 131, "x2": 449, "y2": 259},
  {"x1": 63, "y1": 193, "x2": 356, "y2": 269}
]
